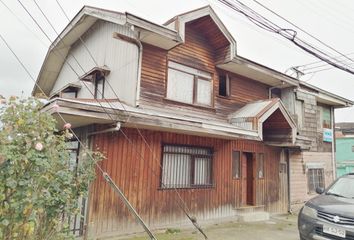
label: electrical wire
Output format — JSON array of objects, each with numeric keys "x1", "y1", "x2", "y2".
[
  {"x1": 215, "y1": 0, "x2": 354, "y2": 75},
  {"x1": 251, "y1": 0, "x2": 354, "y2": 64}
]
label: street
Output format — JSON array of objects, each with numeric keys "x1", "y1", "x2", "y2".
[{"x1": 118, "y1": 214, "x2": 299, "y2": 240}]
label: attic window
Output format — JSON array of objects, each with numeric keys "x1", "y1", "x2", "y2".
[{"x1": 218, "y1": 74, "x2": 230, "y2": 97}]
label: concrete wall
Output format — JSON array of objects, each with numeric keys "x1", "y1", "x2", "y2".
[{"x1": 289, "y1": 151, "x2": 333, "y2": 211}]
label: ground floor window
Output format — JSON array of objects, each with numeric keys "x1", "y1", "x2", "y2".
[
  {"x1": 66, "y1": 140, "x2": 86, "y2": 236},
  {"x1": 307, "y1": 168, "x2": 324, "y2": 193},
  {"x1": 161, "y1": 144, "x2": 213, "y2": 188}
]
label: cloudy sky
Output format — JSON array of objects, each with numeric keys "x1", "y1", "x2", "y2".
[{"x1": 1, "y1": 0, "x2": 354, "y2": 122}]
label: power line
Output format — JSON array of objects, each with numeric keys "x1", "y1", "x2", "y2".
[
  {"x1": 215, "y1": 0, "x2": 354, "y2": 76},
  {"x1": 251, "y1": 0, "x2": 354, "y2": 64}
]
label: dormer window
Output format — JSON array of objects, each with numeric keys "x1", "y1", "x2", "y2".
[
  {"x1": 166, "y1": 61, "x2": 212, "y2": 107},
  {"x1": 61, "y1": 87, "x2": 78, "y2": 98},
  {"x1": 94, "y1": 73, "x2": 105, "y2": 99},
  {"x1": 51, "y1": 83, "x2": 81, "y2": 99},
  {"x1": 79, "y1": 66, "x2": 110, "y2": 100}
]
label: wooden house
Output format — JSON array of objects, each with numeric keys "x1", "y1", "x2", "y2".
[{"x1": 32, "y1": 6, "x2": 353, "y2": 238}]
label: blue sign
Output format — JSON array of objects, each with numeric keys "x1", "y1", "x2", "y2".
[{"x1": 323, "y1": 128, "x2": 333, "y2": 142}]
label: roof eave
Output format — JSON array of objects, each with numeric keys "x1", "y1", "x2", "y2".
[
  {"x1": 218, "y1": 56, "x2": 299, "y2": 88},
  {"x1": 300, "y1": 81, "x2": 354, "y2": 108}
]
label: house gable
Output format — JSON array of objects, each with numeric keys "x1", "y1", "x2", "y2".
[{"x1": 165, "y1": 5, "x2": 236, "y2": 63}]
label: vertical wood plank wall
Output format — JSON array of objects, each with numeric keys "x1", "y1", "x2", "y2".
[{"x1": 87, "y1": 128, "x2": 286, "y2": 238}]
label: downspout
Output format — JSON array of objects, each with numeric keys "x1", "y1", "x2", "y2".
[
  {"x1": 112, "y1": 25, "x2": 143, "y2": 107},
  {"x1": 286, "y1": 149, "x2": 293, "y2": 214},
  {"x1": 87, "y1": 122, "x2": 121, "y2": 136},
  {"x1": 135, "y1": 31, "x2": 143, "y2": 107},
  {"x1": 331, "y1": 106, "x2": 336, "y2": 180}
]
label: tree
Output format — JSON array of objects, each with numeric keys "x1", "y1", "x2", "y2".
[{"x1": 0, "y1": 98, "x2": 103, "y2": 239}]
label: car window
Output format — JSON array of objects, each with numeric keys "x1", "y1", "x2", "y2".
[{"x1": 327, "y1": 177, "x2": 354, "y2": 199}]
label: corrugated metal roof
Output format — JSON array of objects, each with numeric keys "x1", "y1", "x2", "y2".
[{"x1": 229, "y1": 99, "x2": 272, "y2": 119}]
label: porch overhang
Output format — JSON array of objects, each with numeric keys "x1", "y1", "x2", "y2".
[
  {"x1": 42, "y1": 98, "x2": 260, "y2": 140},
  {"x1": 229, "y1": 98, "x2": 297, "y2": 145}
]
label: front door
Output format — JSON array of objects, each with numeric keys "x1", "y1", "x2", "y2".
[{"x1": 241, "y1": 152, "x2": 255, "y2": 206}]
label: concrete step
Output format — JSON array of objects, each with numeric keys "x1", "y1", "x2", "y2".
[
  {"x1": 235, "y1": 205, "x2": 265, "y2": 213},
  {"x1": 237, "y1": 211, "x2": 270, "y2": 222}
]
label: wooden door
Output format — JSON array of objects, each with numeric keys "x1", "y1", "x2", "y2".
[
  {"x1": 279, "y1": 150, "x2": 289, "y2": 212},
  {"x1": 241, "y1": 152, "x2": 255, "y2": 206},
  {"x1": 246, "y1": 154, "x2": 254, "y2": 205}
]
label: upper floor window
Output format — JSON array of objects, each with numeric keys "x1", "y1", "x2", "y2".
[
  {"x1": 322, "y1": 107, "x2": 331, "y2": 129},
  {"x1": 61, "y1": 87, "x2": 78, "y2": 99},
  {"x1": 218, "y1": 74, "x2": 230, "y2": 97},
  {"x1": 94, "y1": 73, "x2": 105, "y2": 99},
  {"x1": 166, "y1": 61, "x2": 212, "y2": 106},
  {"x1": 317, "y1": 105, "x2": 332, "y2": 130},
  {"x1": 52, "y1": 83, "x2": 80, "y2": 99},
  {"x1": 295, "y1": 100, "x2": 304, "y2": 130},
  {"x1": 80, "y1": 66, "x2": 110, "y2": 100}
]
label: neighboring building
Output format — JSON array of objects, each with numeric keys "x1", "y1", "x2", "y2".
[
  {"x1": 335, "y1": 123, "x2": 354, "y2": 177},
  {"x1": 33, "y1": 6, "x2": 353, "y2": 238}
]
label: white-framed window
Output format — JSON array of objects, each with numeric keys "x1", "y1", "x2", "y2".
[
  {"x1": 161, "y1": 144, "x2": 213, "y2": 189},
  {"x1": 166, "y1": 61, "x2": 212, "y2": 106}
]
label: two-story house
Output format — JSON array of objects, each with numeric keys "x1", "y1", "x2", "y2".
[{"x1": 32, "y1": 6, "x2": 353, "y2": 238}]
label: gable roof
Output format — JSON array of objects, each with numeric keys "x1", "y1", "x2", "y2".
[
  {"x1": 32, "y1": 5, "x2": 182, "y2": 97},
  {"x1": 164, "y1": 5, "x2": 237, "y2": 62},
  {"x1": 229, "y1": 98, "x2": 297, "y2": 143},
  {"x1": 33, "y1": 5, "x2": 353, "y2": 108}
]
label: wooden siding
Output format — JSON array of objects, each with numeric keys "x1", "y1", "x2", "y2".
[
  {"x1": 140, "y1": 23, "x2": 270, "y2": 120},
  {"x1": 87, "y1": 128, "x2": 287, "y2": 238}
]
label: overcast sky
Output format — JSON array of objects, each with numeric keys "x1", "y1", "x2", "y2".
[{"x1": 1, "y1": 0, "x2": 354, "y2": 122}]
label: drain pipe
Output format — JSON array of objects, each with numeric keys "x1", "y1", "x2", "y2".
[
  {"x1": 331, "y1": 106, "x2": 336, "y2": 180},
  {"x1": 87, "y1": 122, "x2": 121, "y2": 136},
  {"x1": 286, "y1": 149, "x2": 293, "y2": 214},
  {"x1": 112, "y1": 28, "x2": 143, "y2": 107}
]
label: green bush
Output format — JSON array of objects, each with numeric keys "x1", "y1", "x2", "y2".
[{"x1": 0, "y1": 98, "x2": 103, "y2": 239}]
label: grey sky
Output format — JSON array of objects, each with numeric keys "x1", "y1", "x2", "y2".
[{"x1": 0, "y1": 0, "x2": 353, "y2": 122}]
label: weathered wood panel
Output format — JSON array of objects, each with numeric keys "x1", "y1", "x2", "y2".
[
  {"x1": 140, "y1": 23, "x2": 271, "y2": 120},
  {"x1": 87, "y1": 127, "x2": 285, "y2": 238}
]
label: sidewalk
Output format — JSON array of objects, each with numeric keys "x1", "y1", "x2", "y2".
[{"x1": 118, "y1": 214, "x2": 299, "y2": 240}]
